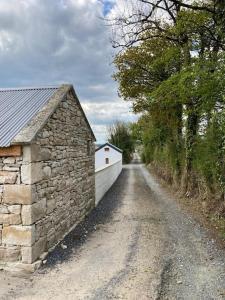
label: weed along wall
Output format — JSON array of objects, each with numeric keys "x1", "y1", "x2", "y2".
[
  {"x1": 0, "y1": 85, "x2": 95, "y2": 273},
  {"x1": 95, "y1": 159, "x2": 122, "y2": 205}
]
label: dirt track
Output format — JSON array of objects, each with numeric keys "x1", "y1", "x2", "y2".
[{"x1": 1, "y1": 164, "x2": 225, "y2": 299}]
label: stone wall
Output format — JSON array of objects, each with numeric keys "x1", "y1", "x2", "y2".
[
  {"x1": 0, "y1": 148, "x2": 24, "y2": 269},
  {"x1": 0, "y1": 90, "x2": 95, "y2": 272}
]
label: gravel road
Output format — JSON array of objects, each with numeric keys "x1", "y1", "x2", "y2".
[{"x1": 1, "y1": 163, "x2": 225, "y2": 300}]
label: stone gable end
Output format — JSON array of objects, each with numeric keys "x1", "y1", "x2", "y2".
[{"x1": 0, "y1": 89, "x2": 95, "y2": 272}]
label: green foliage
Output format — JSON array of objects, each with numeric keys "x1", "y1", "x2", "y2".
[
  {"x1": 113, "y1": 39, "x2": 182, "y2": 113},
  {"x1": 194, "y1": 111, "x2": 225, "y2": 192},
  {"x1": 108, "y1": 121, "x2": 134, "y2": 164},
  {"x1": 113, "y1": 0, "x2": 225, "y2": 197}
]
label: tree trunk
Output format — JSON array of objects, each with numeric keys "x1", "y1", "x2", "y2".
[
  {"x1": 173, "y1": 103, "x2": 183, "y2": 186},
  {"x1": 182, "y1": 102, "x2": 199, "y2": 194}
]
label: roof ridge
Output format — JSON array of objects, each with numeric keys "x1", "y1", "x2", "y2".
[{"x1": 0, "y1": 86, "x2": 60, "y2": 92}]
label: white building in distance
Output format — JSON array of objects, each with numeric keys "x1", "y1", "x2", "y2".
[{"x1": 95, "y1": 142, "x2": 123, "y2": 170}]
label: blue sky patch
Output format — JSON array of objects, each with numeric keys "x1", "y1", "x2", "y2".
[{"x1": 103, "y1": 0, "x2": 114, "y2": 16}]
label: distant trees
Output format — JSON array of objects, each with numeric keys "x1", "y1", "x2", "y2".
[
  {"x1": 111, "y1": 0, "x2": 225, "y2": 200},
  {"x1": 108, "y1": 121, "x2": 135, "y2": 163}
]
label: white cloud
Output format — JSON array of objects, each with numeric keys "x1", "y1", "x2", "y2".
[
  {"x1": 82, "y1": 100, "x2": 138, "y2": 142},
  {"x1": 0, "y1": 0, "x2": 136, "y2": 142}
]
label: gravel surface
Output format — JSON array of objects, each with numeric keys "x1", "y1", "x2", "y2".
[{"x1": 1, "y1": 163, "x2": 225, "y2": 299}]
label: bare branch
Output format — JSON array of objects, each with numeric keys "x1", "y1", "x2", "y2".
[{"x1": 170, "y1": 0, "x2": 215, "y2": 13}]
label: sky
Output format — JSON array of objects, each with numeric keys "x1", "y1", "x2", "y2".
[{"x1": 0, "y1": 0, "x2": 137, "y2": 143}]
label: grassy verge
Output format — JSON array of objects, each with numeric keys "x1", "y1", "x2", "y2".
[{"x1": 147, "y1": 164, "x2": 225, "y2": 247}]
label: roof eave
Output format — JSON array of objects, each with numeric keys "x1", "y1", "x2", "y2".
[
  {"x1": 11, "y1": 84, "x2": 96, "y2": 145},
  {"x1": 95, "y1": 142, "x2": 123, "y2": 153},
  {"x1": 11, "y1": 84, "x2": 71, "y2": 145}
]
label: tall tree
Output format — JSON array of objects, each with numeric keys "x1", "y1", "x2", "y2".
[
  {"x1": 108, "y1": 121, "x2": 135, "y2": 163},
  {"x1": 111, "y1": 0, "x2": 225, "y2": 194}
]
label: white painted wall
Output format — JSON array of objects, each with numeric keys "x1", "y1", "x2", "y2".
[
  {"x1": 95, "y1": 159, "x2": 122, "y2": 205},
  {"x1": 95, "y1": 145, "x2": 122, "y2": 170}
]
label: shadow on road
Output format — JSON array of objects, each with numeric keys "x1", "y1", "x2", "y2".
[{"x1": 42, "y1": 167, "x2": 129, "y2": 269}]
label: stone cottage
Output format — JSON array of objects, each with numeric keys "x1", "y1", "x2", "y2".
[{"x1": 0, "y1": 84, "x2": 96, "y2": 272}]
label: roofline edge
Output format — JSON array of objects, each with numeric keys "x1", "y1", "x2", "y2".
[
  {"x1": 11, "y1": 84, "x2": 96, "y2": 145},
  {"x1": 11, "y1": 85, "x2": 71, "y2": 145},
  {"x1": 95, "y1": 142, "x2": 123, "y2": 153},
  {"x1": 69, "y1": 86, "x2": 96, "y2": 141}
]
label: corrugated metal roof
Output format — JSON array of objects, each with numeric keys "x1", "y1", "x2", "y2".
[{"x1": 0, "y1": 86, "x2": 59, "y2": 147}]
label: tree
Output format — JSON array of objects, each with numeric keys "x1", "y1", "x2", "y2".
[
  {"x1": 108, "y1": 121, "x2": 135, "y2": 163},
  {"x1": 114, "y1": 37, "x2": 184, "y2": 179},
  {"x1": 113, "y1": 38, "x2": 182, "y2": 112},
  {"x1": 110, "y1": 1, "x2": 225, "y2": 50},
  {"x1": 112, "y1": 0, "x2": 225, "y2": 196}
]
